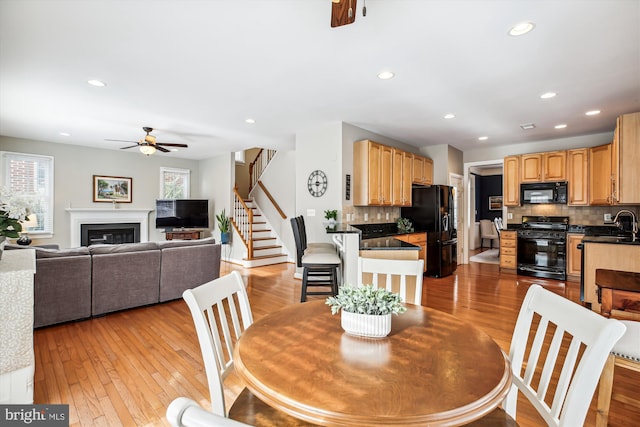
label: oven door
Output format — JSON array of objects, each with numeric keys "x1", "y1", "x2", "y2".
[{"x1": 517, "y1": 235, "x2": 566, "y2": 280}]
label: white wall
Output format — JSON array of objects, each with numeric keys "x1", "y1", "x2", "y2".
[{"x1": 0, "y1": 136, "x2": 201, "y2": 248}]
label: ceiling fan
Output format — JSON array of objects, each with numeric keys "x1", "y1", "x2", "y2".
[
  {"x1": 105, "y1": 127, "x2": 188, "y2": 155},
  {"x1": 331, "y1": 0, "x2": 363, "y2": 28}
]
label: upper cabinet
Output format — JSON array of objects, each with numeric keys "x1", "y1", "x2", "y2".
[
  {"x1": 612, "y1": 112, "x2": 640, "y2": 204},
  {"x1": 567, "y1": 148, "x2": 589, "y2": 206},
  {"x1": 588, "y1": 143, "x2": 612, "y2": 205},
  {"x1": 503, "y1": 155, "x2": 520, "y2": 207},
  {"x1": 521, "y1": 151, "x2": 566, "y2": 183},
  {"x1": 354, "y1": 140, "x2": 429, "y2": 206},
  {"x1": 412, "y1": 154, "x2": 433, "y2": 186}
]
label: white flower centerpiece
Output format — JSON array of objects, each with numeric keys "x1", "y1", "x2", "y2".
[
  {"x1": 0, "y1": 187, "x2": 35, "y2": 259},
  {"x1": 326, "y1": 285, "x2": 407, "y2": 338}
]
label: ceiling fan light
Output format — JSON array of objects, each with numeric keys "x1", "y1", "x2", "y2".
[{"x1": 139, "y1": 145, "x2": 156, "y2": 156}]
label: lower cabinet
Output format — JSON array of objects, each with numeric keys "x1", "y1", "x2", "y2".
[
  {"x1": 499, "y1": 231, "x2": 517, "y2": 270},
  {"x1": 395, "y1": 232, "x2": 427, "y2": 272},
  {"x1": 566, "y1": 233, "x2": 584, "y2": 281}
]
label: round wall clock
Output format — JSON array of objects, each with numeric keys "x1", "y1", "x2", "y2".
[{"x1": 308, "y1": 170, "x2": 328, "y2": 197}]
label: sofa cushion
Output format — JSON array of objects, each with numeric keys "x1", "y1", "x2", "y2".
[
  {"x1": 157, "y1": 236, "x2": 216, "y2": 249},
  {"x1": 89, "y1": 241, "x2": 158, "y2": 254},
  {"x1": 35, "y1": 247, "x2": 90, "y2": 258},
  {"x1": 159, "y1": 242, "x2": 221, "y2": 302}
]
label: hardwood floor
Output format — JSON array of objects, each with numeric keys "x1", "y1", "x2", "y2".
[{"x1": 33, "y1": 260, "x2": 639, "y2": 426}]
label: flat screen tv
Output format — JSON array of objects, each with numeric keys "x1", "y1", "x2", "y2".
[{"x1": 155, "y1": 199, "x2": 209, "y2": 229}]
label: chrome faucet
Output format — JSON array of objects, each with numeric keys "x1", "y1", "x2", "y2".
[{"x1": 612, "y1": 209, "x2": 638, "y2": 241}]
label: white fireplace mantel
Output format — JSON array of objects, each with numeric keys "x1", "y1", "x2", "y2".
[{"x1": 66, "y1": 208, "x2": 152, "y2": 247}]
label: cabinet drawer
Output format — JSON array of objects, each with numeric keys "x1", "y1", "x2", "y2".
[
  {"x1": 501, "y1": 247, "x2": 516, "y2": 256},
  {"x1": 501, "y1": 238, "x2": 516, "y2": 248},
  {"x1": 500, "y1": 256, "x2": 516, "y2": 268}
]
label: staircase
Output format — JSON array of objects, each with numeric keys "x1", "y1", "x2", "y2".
[{"x1": 235, "y1": 198, "x2": 288, "y2": 267}]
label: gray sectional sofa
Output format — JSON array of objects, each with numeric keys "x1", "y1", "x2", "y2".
[{"x1": 7, "y1": 238, "x2": 220, "y2": 327}]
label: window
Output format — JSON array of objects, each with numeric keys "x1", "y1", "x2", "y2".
[
  {"x1": 1, "y1": 151, "x2": 54, "y2": 236},
  {"x1": 160, "y1": 167, "x2": 190, "y2": 199}
]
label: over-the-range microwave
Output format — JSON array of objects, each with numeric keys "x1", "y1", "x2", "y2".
[{"x1": 521, "y1": 182, "x2": 568, "y2": 204}]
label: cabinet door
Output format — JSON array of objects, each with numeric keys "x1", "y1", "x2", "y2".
[
  {"x1": 567, "y1": 234, "x2": 584, "y2": 277},
  {"x1": 412, "y1": 155, "x2": 425, "y2": 184},
  {"x1": 423, "y1": 157, "x2": 433, "y2": 185},
  {"x1": 567, "y1": 148, "x2": 589, "y2": 206},
  {"x1": 380, "y1": 145, "x2": 393, "y2": 205},
  {"x1": 589, "y1": 143, "x2": 612, "y2": 205},
  {"x1": 503, "y1": 156, "x2": 520, "y2": 206},
  {"x1": 367, "y1": 142, "x2": 383, "y2": 205},
  {"x1": 521, "y1": 154, "x2": 543, "y2": 182},
  {"x1": 543, "y1": 151, "x2": 566, "y2": 181},
  {"x1": 391, "y1": 149, "x2": 403, "y2": 205},
  {"x1": 615, "y1": 112, "x2": 640, "y2": 204},
  {"x1": 401, "y1": 152, "x2": 413, "y2": 206}
]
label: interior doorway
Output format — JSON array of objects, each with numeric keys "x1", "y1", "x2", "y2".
[{"x1": 462, "y1": 160, "x2": 503, "y2": 265}]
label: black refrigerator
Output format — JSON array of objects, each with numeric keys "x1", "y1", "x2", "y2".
[{"x1": 401, "y1": 185, "x2": 457, "y2": 278}]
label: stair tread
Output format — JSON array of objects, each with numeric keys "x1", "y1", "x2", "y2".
[
  {"x1": 252, "y1": 237, "x2": 276, "y2": 242},
  {"x1": 253, "y1": 245, "x2": 282, "y2": 250},
  {"x1": 244, "y1": 253, "x2": 288, "y2": 261}
]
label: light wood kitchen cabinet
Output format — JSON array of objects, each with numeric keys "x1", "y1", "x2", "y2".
[
  {"x1": 391, "y1": 150, "x2": 412, "y2": 206},
  {"x1": 520, "y1": 153, "x2": 543, "y2": 182},
  {"x1": 503, "y1": 156, "x2": 520, "y2": 206},
  {"x1": 521, "y1": 151, "x2": 566, "y2": 183},
  {"x1": 412, "y1": 155, "x2": 433, "y2": 186},
  {"x1": 354, "y1": 140, "x2": 393, "y2": 206},
  {"x1": 567, "y1": 148, "x2": 589, "y2": 206},
  {"x1": 542, "y1": 151, "x2": 567, "y2": 181},
  {"x1": 499, "y1": 230, "x2": 517, "y2": 270},
  {"x1": 566, "y1": 233, "x2": 584, "y2": 280},
  {"x1": 589, "y1": 143, "x2": 612, "y2": 205},
  {"x1": 395, "y1": 232, "x2": 427, "y2": 272},
  {"x1": 611, "y1": 111, "x2": 640, "y2": 204}
]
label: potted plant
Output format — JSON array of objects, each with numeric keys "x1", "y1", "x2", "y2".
[
  {"x1": 324, "y1": 209, "x2": 338, "y2": 226},
  {"x1": 216, "y1": 209, "x2": 231, "y2": 244},
  {"x1": 0, "y1": 187, "x2": 33, "y2": 259},
  {"x1": 397, "y1": 217, "x2": 414, "y2": 234},
  {"x1": 326, "y1": 285, "x2": 407, "y2": 338}
]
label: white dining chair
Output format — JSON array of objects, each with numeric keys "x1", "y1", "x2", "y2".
[
  {"x1": 167, "y1": 397, "x2": 252, "y2": 427},
  {"x1": 182, "y1": 271, "x2": 314, "y2": 426},
  {"x1": 473, "y1": 284, "x2": 626, "y2": 427},
  {"x1": 357, "y1": 257, "x2": 424, "y2": 305}
]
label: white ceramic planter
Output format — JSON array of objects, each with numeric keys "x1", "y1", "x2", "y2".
[{"x1": 341, "y1": 311, "x2": 392, "y2": 338}]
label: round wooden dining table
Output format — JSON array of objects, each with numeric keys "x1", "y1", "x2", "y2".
[{"x1": 233, "y1": 300, "x2": 512, "y2": 426}]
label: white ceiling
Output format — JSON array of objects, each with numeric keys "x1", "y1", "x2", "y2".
[{"x1": 1, "y1": 0, "x2": 639, "y2": 160}]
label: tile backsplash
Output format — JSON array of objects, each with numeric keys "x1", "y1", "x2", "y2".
[
  {"x1": 341, "y1": 206, "x2": 401, "y2": 225},
  {"x1": 506, "y1": 205, "x2": 639, "y2": 226}
]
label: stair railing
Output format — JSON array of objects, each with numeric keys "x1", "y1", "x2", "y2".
[
  {"x1": 256, "y1": 180, "x2": 287, "y2": 219},
  {"x1": 249, "y1": 148, "x2": 277, "y2": 191},
  {"x1": 232, "y1": 186, "x2": 254, "y2": 259}
]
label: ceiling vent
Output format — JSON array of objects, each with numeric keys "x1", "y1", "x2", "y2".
[{"x1": 520, "y1": 123, "x2": 536, "y2": 130}]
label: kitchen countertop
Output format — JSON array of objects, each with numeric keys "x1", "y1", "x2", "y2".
[{"x1": 325, "y1": 223, "x2": 421, "y2": 250}]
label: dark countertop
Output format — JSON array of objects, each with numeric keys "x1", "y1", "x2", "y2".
[
  {"x1": 325, "y1": 223, "x2": 421, "y2": 250},
  {"x1": 581, "y1": 236, "x2": 640, "y2": 245}
]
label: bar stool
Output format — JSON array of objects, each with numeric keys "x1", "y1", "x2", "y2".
[
  {"x1": 290, "y1": 217, "x2": 340, "y2": 302},
  {"x1": 596, "y1": 320, "x2": 640, "y2": 427}
]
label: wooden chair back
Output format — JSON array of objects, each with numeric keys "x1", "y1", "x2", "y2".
[
  {"x1": 357, "y1": 257, "x2": 424, "y2": 305},
  {"x1": 503, "y1": 284, "x2": 626, "y2": 426}
]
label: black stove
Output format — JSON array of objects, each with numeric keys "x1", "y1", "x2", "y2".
[{"x1": 517, "y1": 216, "x2": 569, "y2": 281}]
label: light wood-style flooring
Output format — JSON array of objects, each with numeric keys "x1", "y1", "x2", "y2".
[{"x1": 33, "y1": 259, "x2": 639, "y2": 426}]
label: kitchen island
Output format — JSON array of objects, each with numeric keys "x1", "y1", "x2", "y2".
[
  {"x1": 326, "y1": 224, "x2": 421, "y2": 287},
  {"x1": 581, "y1": 236, "x2": 640, "y2": 319}
]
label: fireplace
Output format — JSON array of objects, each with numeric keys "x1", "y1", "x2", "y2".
[
  {"x1": 66, "y1": 208, "x2": 152, "y2": 247},
  {"x1": 81, "y1": 223, "x2": 140, "y2": 246}
]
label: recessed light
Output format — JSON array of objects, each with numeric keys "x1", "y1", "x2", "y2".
[
  {"x1": 520, "y1": 123, "x2": 536, "y2": 130},
  {"x1": 478, "y1": 136, "x2": 489, "y2": 141},
  {"x1": 59, "y1": 132, "x2": 71, "y2": 136},
  {"x1": 377, "y1": 71, "x2": 395, "y2": 80},
  {"x1": 555, "y1": 124, "x2": 567, "y2": 129},
  {"x1": 508, "y1": 21, "x2": 535, "y2": 36},
  {"x1": 245, "y1": 118, "x2": 255, "y2": 124},
  {"x1": 540, "y1": 92, "x2": 557, "y2": 99},
  {"x1": 444, "y1": 114, "x2": 455, "y2": 119},
  {"x1": 87, "y1": 79, "x2": 106, "y2": 87},
  {"x1": 585, "y1": 110, "x2": 601, "y2": 116}
]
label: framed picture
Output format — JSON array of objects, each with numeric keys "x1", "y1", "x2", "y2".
[
  {"x1": 489, "y1": 195, "x2": 503, "y2": 211},
  {"x1": 93, "y1": 175, "x2": 132, "y2": 203}
]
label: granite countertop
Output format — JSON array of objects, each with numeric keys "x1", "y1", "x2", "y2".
[
  {"x1": 581, "y1": 235, "x2": 640, "y2": 245},
  {"x1": 325, "y1": 223, "x2": 421, "y2": 250},
  {"x1": 359, "y1": 236, "x2": 420, "y2": 250}
]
